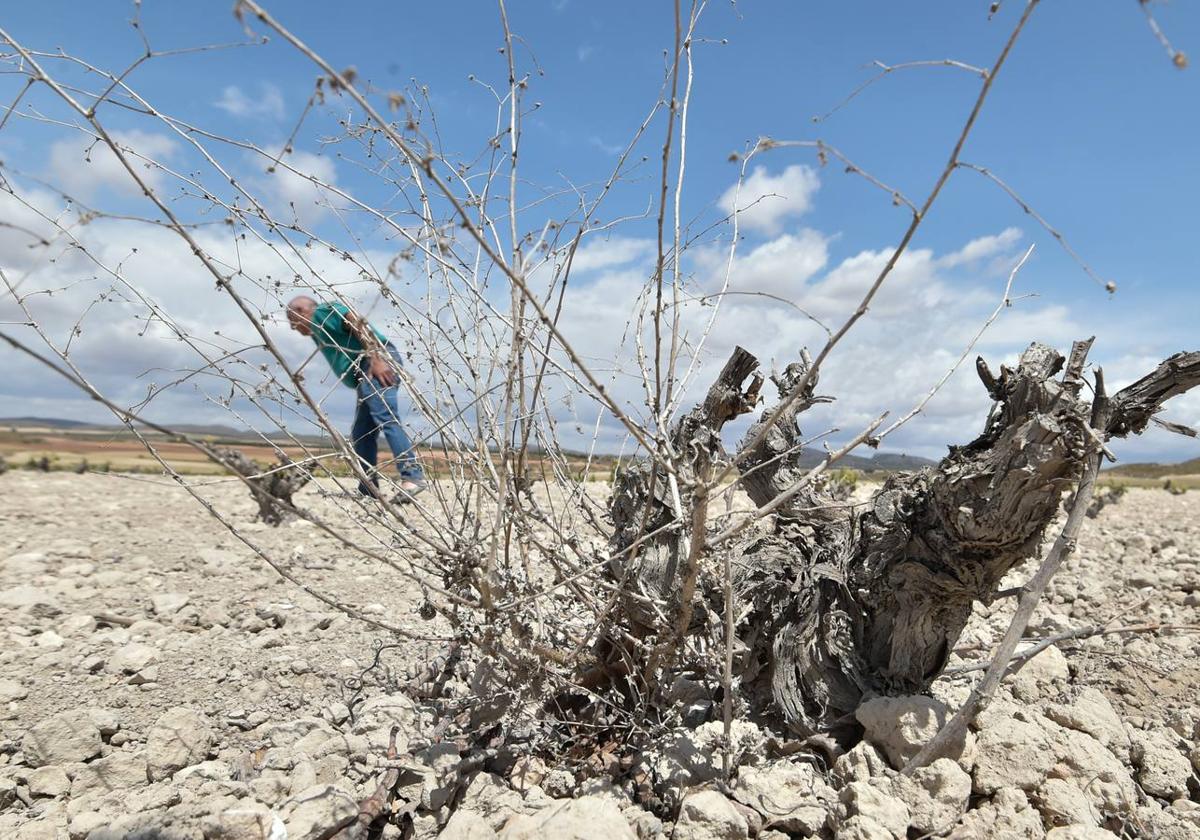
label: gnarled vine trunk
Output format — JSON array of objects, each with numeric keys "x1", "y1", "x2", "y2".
[
  {"x1": 219, "y1": 448, "x2": 313, "y2": 526},
  {"x1": 605, "y1": 340, "x2": 1200, "y2": 735}
]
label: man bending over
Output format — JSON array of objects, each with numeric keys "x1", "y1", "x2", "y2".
[{"x1": 286, "y1": 295, "x2": 426, "y2": 501}]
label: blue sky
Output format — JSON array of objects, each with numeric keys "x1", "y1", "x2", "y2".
[{"x1": 1, "y1": 1, "x2": 1197, "y2": 463}]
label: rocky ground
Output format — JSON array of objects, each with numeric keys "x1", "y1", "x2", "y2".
[{"x1": 0, "y1": 472, "x2": 1198, "y2": 839}]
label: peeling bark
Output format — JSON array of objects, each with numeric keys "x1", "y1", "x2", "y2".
[{"x1": 604, "y1": 341, "x2": 1200, "y2": 735}]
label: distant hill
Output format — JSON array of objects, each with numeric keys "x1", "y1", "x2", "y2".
[
  {"x1": 169, "y1": 423, "x2": 266, "y2": 438},
  {"x1": 1, "y1": 417, "x2": 936, "y2": 469},
  {"x1": 1104, "y1": 457, "x2": 1200, "y2": 479},
  {"x1": 0, "y1": 416, "x2": 93, "y2": 429},
  {"x1": 792, "y1": 451, "x2": 936, "y2": 472},
  {"x1": 1, "y1": 416, "x2": 333, "y2": 446}
]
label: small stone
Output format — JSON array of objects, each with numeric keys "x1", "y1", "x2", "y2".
[
  {"x1": 290, "y1": 658, "x2": 311, "y2": 675},
  {"x1": 733, "y1": 759, "x2": 836, "y2": 835},
  {"x1": 27, "y1": 765, "x2": 70, "y2": 798},
  {"x1": 249, "y1": 773, "x2": 291, "y2": 807},
  {"x1": 1044, "y1": 688, "x2": 1130, "y2": 760},
  {"x1": 886, "y1": 758, "x2": 970, "y2": 835},
  {"x1": 282, "y1": 784, "x2": 359, "y2": 840},
  {"x1": 673, "y1": 791, "x2": 751, "y2": 840},
  {"x1": 109, "y1": 643, "x2": 159, "y2": 674},
  {"x1": 1007, "y1": 646, "x2": 1070, "y2": 700},
  {"x1": 128, "y1": 664, "x2": 160, "y2": 685},
  {"x1": 146, "y1": 706, "x2": 215, "y2": 781},
  {"x1": 1044, "y1": 827, "x2": 1120, "y2": 839},
  {"x1": 69, "y1": 810, "x2": 114, "y2": 839},
  {"x1": 836, "y1": 815, "x2": 895, "y2": 840},
  {"x1": 542, "y1": 767, "x2": 576, "y2": 798},
  {"x1": 1130, "y1": 728, "x2": 1192, "y2": 800},
  {"x1": 856, "y1": 695, "x2": 974, "y2": 769},
  {"x1": 0, "y1": 776, "x2": 16, "y2": 809},
  {"x1": 509, "y1": 755, "x2": 547, "y2": 792},
  {"x1": 458, "y1": 772, "x2": 533, "y2": 830},
  {"x1": 499, "y1": 795, "x2": 638, "y2": 839},
  {"x1": 1033, "y1": 778, "x2": 1103, "y2": 828},
  {"x1": 652, "y1": 720, "x2": 764, "y2": 794},
  {"x1": 33, "y1": 630, "x2": 65, "y2": 649},
  {"x1": 623, "y1": 807, "x2": 663, "y2": 840},
  {"x1": 59, "y1": 614, "x2": 97, "y2": 636},
  {"x1": 324, "y1": 702, "x2": 350, "y2": 725},
  {"x1": 972, "y1": 715, "x2": 1054, "y2": 794},
  {"x1": 204, "y1": 806, "x2": 287, "y2": 840},
  {"x1": 840, "y1": 781, "x2": 909, "y2": 839},
  {"x1": 86, "y1": 707, "x2": 121, "y2": 736},
  {"x1": 834, "y1": 741, "x2": 890, "y2": 784},
  {"x1": 953, "y1": 787, "x2": 1045, "y2": 838},
  {"x1": 151, "y1": 592, "x2": 190, "y2": 615},
  {"x1": 22, "y1": 709, "x2": 102, "y2": 766},
  {"x1": 438, "y1": 810, "x2": 497, "y2": 840},
  {"x1": 0, "y1": 678, "x2": 28, "y2": 703},
  {"x1": 71, "y1": 752, "x2": 148, "y2": 797}
]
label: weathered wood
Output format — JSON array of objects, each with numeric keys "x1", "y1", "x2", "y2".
[
  {"x1": 603, "y1": 339, "x2": 1200, "y2": 738},
  {"x1": 903, "y1": 370, "x2": 1110, "y2": 773},
  {"x1": 1106, "y1": 350, "x2": 1200, "y2": 437},
  {"x1": 218, "y1": 448, "x2": 312, "y2": 526},
  {"x1": 606, "y1": 346, "x2": 761, "y2": 638}
]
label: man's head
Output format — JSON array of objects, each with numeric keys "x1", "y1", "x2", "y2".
[{"x1": 287, "y1": 295, "x2": 317, "y2": 337}]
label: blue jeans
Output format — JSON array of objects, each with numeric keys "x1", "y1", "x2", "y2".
[{"x1": 351, "y1": 345, "x2": 423, "y2": 494}]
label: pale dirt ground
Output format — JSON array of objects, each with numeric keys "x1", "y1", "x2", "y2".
[
  {"x1": 0, "y1": 471, "x2": 456, "y2": 759},
  {"x1": 0, "y1": 472, "x2": 1198, "y2": 837}
]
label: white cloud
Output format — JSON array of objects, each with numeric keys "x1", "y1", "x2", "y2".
[
  {"x1": 570, "y1": 236, "x2": 656, "y2": 273},
  {"x1": 214, "y1": 83, "x2": 286, "y2": 121},
  {"x1": 543, "y1": 223, "x2": 1191, "y2": 462},
  {"x1": 250, "y1": 150, "x2": 339, "y2": 228},
  {"x1": 588, "y1": 136, "x2": 624, "y2": 156},
  {"x1": 0, "y1": 189, "x2": 397, "y2": 436},
  {"x1": 718, "y1": 164, "x2": 820, "y2": 235},
  {"x1": 0, "y1": 185, "x2": 69, "y2": 275},
  {"x1": 700, "y1": 229, "x2": 830, "y2": 300},
  {"x1": 45, "y1": 129, "x2": 178, "y2": 201},
  {"x1": 938, "y1": 227, "x2": 1023, "y2": 269},
  {"x1": 3, "y1": 184, "x2": 1196, "y2": 466}
]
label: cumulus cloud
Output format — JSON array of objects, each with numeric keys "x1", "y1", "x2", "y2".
[
  {"x1": 543, "y1": 223, "x2": 1191, "y2": 462},
  {"x1": 0, "y1": 182, "x2": 393, "y2": 433},
  {"x1": 718, "y1": 164, "x2": 820, "y2": 235},
  {"x1": 937, "y1": 227, "x2": 1023, "y2": 269},
  {"x1": 250, "y1": 150, "x2": 340, "y2": 228},
  {"x1": 2, "y1": 171, "x2": 1194, "y2": 465},
  {"x1": 45, "y1": 129, "x2": 178, "y2": 201},
  {"x1": 214, "y1": 82, "x2": 286, "y2": 121},
  {"x1": 698, "y1": 229, "x2": 830, "y2": 300},
  {"x1": 570, "y1": 237, "x2": 656, "y2": 273}
]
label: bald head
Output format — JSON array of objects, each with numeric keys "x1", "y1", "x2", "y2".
[{"x1": 287, "y1": 295, "x2": 316, "y2": 336}]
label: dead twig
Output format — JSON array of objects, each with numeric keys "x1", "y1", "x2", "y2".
[
  {"x1": 904, "y1": 350, "x2": 1109, "y2": 774},
  {"x1": 943, "y1": 622, "x2": 1200, "y2": 677}
]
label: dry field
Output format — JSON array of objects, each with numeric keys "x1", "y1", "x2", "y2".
[
  {"x1": 0, "y1": 427, "x2": 612, "y2": 481},
  {"x1": 0, "y1": 428, "x2": 334, "y2": 476},
  {"x1": 0, "y1": 471, "x2": 1198, "y2": 838}
]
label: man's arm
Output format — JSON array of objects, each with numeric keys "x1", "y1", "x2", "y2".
[{"x1": 344, "y1": 310, "x2": 398, "y2": 387}]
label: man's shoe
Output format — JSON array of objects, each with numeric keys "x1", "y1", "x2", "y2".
[{"x1": 392, "y1": 479, "x2": 428, "y2": 505}]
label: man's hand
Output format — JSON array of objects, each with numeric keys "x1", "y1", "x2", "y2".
[{"x1": 367, "y1": 353, "x2": 398, "y2": 387}]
